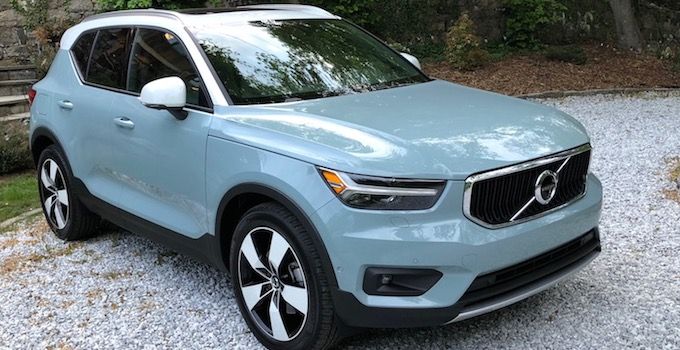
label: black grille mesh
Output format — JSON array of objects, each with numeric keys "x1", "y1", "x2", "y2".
[{"x1": 469, "y1": 149, "x2": 591, "y2": 226}]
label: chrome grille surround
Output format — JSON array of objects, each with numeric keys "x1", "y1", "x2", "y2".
[{"x1": 463, "y1": 144, "x2": 592, "y2": 229}]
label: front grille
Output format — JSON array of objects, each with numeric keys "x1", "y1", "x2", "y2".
[
  {"x1": 458, "y1": 229, "x2": 600, "y2": 307},
  {"x1": 465, "y1": 145, "x2": 591, "y2": 227}
]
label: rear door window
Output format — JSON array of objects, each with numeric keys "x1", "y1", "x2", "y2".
[
  {"x1": 126, "y1": 28, "x2": 210, "y2": 108},
  {"x1": 71, "y1": 31, "x2": 96, "y2": 77},
  {"x1": 88, "y1": 28, "x2": 132, "y2": 90}
]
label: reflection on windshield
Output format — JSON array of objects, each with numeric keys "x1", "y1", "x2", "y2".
[{"x1": 192, "y1": 19, "x2": 429, "y2": 105}]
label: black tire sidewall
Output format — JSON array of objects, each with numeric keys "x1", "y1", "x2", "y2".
[{"x1": 229, "y1": 206, "x2": 325, "y2": 350}]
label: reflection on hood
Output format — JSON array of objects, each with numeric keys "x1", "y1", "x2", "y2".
[{"x1": 214, "y1": 80, "x2": 589, "y2": 180}]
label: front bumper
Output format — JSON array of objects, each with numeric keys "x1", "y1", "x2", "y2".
[{"x1": 311, "y1": 175, "x2": 603, "y2": 328}]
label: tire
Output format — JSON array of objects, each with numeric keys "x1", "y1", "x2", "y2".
[
  {"x1": 37, "y1": 145, "x2": 100, "y2": 241},
  {"x1": 230, "y1": 202, "x2": 342, "y2": 350}
]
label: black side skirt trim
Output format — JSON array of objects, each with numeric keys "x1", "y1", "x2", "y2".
[{"x1": 72, "y1": 178, "x2": 227, "y2": 271}]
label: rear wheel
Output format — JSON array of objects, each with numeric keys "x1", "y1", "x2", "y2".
[
  {"x1": 37, "y1": 145, "x2": 99, "y2": 240},
  {"x1": 230, "y1": 202, "x2": 342, "y2": 350}
]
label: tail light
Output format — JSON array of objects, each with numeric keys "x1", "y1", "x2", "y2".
[{"x1": 27, "y1": 86, "x2": 37, "y2": 108}]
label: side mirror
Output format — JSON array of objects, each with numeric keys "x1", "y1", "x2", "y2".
[
  {"x1": 400, "y1": 52, "x2": 422, "y2": 70},
  {"x1": 139, "y1": 76, "x2": 188, "y2": 120}
]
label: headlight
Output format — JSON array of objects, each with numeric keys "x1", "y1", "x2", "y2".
[{"x1": 318, "y1": 168, "x2": 446, "y2": 210}]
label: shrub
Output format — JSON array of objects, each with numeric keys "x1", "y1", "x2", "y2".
[
  {"x1": 545, "y1": 45, "x2": 587, "y2": 65},
  {"x1": 503, "y1": 0, "x2": 567, "y2": 49},
  {"x1": 95, "y1": 0, "x2": 215, "y2": 11},
  {"x1": 0, "y1": 121, "x2": 33, "y2": 175},
  {"x1": 408, "y1": 40, "x2": 446, "y2": 62},
  {"x1": 305, "y1": 0, "x2": 381, "y2": 29},
  {"x1": 9, "y1": 0, "x2": 49, "y2": 31},
  {"x1": 445, "y1": 13, "x2": 490, "y2": 71},
  {"x1": 11, "y1": 1, "x2": 74, "y2": 78},
  {"x1": 33, "y1": 18, "x2": 75, "y2": 78},
  {"x1": 387, "y1": 41, "x2": 410, "y2": 53}
]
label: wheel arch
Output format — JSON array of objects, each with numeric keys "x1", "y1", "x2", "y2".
[
  {"x1": 215, "y1": 183, "x2": 339, "y2": 289},
  {"x1": 30, "y1": 127, "x2": 65, "y2": 167}
]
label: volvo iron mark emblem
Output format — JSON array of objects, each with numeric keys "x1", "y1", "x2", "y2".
[{"x1": 535, "y1": 170, "x2": 559, "y2": 205}]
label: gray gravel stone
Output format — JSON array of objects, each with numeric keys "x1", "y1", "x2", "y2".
[{"x1": 1, "y1": 92, "x2": 678, "y2": 349}]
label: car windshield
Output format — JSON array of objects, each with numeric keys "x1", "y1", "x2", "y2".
[{"x1": 191, "y1": 19, "x2": 430, "y2": 105}]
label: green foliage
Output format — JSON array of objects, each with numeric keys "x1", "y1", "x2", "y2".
[
  {"x1": 11, "y1": 1, "x2": 73, "y2": 74},
  {"x1": 95, "y1": 0, "x2": 219, "y2": 11},
  {"x1": 32, "y1": 18, "x2": 76, "y2": 78},
  {"x1": 33, "y1": 45, "x2": 57, "y2": 79},
  {"x1": 545, "y1": 45, "x2": 587, "y2": 65},
  {"x1": 407, "y1": 41, "x2": 446, "y2": 62},
  {"x1": 0, "y1": 122, "x2": 33, "y2": 176},
  {"x1": 659, "y1": 46, "x2": 680, "y2": 72},
  {"x1": 0, "y1": 172, "x2": 38, "y2": 223},
  {"x1": 387, "y1": 41, "x2": 410, "y2": 53},
  {"x1": 486, "y1": 43, "x2": 514, "y2": 61},
  {"x1": 503, "y1": 0, "x2": 567, "y2": 49},
  {"x1": 445, "y1": 13, "x2": 490, "y2": 70},
  {"x1": 9, "y1": 0, "x2": 50, "y2": 30},
  {"x1": 305, "y1": 0, "x2": 381, "y2": 28}
]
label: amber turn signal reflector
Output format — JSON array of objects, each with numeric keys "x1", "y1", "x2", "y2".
[{"x1": 321, "y1": 170, "x2": 347, "y2": 194}]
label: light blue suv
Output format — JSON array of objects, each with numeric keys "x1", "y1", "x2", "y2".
[{"x1": 28, "y1": 5, "x2": 602, "y2": 350}]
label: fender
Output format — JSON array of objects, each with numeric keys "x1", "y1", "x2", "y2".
[{"x1": 215, "y1": 183, "x2": 339, "y2": 289}]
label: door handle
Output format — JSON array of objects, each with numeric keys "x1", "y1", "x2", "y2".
[
  {"x1": 57, "y1": 100, "x2": 74, "y2": 110},
  {"x1": 113, "y1": 117, "x2": 135, "y2": 129}
]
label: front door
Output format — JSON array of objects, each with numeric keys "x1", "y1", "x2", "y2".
[{"x1": 107, "y1": 28, "x2": 215, "y2": 238}]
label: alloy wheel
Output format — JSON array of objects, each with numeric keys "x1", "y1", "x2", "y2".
[
  {"x1": 40, "y1": 159, "x2": 69, "y2": 230},
  {"x1": 238, "y1": 226, "x2": 309, "y2": 342}
]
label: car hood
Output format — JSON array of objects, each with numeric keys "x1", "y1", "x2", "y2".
[{"x1": 211, "y1": 80, "x2": 589, "y2": 180}]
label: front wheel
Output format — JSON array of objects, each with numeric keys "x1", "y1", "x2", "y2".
[{"x1": 230, "y1": 203, "x2": 342, "y2": 350}]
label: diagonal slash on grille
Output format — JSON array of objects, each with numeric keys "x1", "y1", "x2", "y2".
[{"x1": 509, "y1": 156, "x2": 571, "y2": 222}]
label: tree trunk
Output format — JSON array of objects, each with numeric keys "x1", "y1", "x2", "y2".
[{"x1": 608, "y1": 0, "x2": 643, "y2": 51}]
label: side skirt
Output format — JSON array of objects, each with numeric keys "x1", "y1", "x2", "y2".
[{"x1": 71, "y1": 178, "x2": 227, "y2": 272}]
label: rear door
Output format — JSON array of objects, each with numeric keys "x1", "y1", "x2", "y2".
[
  {"x1": 54, "y1": 28, "x2": 133, "y2": 207},
  {"x1": 107, "y1": 27, "x2": 213, "y2": 238}
]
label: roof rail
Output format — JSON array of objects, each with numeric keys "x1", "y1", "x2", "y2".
[
  {"x1": 237, "y1": 4, "x2": 335, "y2": 17},
  {"x1": 81, "y1": 8, "x2": 181, "y2": 22},
  {"x1": 81, "y1": 5, "x2": 336, "y2": 24},
  {"x1": 178, "y1": 7, "x2": 269, "y2": 15}
]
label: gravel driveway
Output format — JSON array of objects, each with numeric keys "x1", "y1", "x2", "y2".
[{"x1": 1, "y1": 92, "x2": 679, "y2": 349}]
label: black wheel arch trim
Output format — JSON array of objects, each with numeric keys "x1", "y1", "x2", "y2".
[
  {"x1": 215, "y1": 182, "x2": 339, "y2": 289},
  {"x1": 30, "y1": 126, "x2": 66, "y2": 166}
]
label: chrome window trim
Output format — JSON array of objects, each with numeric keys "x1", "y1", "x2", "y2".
[{"x1": 463, "y1": 143, "x2": 592, "y2": 229}]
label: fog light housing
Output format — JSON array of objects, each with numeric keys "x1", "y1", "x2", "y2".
[{"x1": 363, "y1": 268, "x2": 442, "y2": 296}]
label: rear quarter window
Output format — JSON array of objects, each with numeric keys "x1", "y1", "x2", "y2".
[
  {"x1": 71, "y1": 32, "x2": 96, "y2": 77},
  {"x1": 87, "y1": 28, "x2": 132, "y2": 89}
]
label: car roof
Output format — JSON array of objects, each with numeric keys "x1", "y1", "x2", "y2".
[{"x1": 60, "y1": 4, "x2": 339, "y2": 49}]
